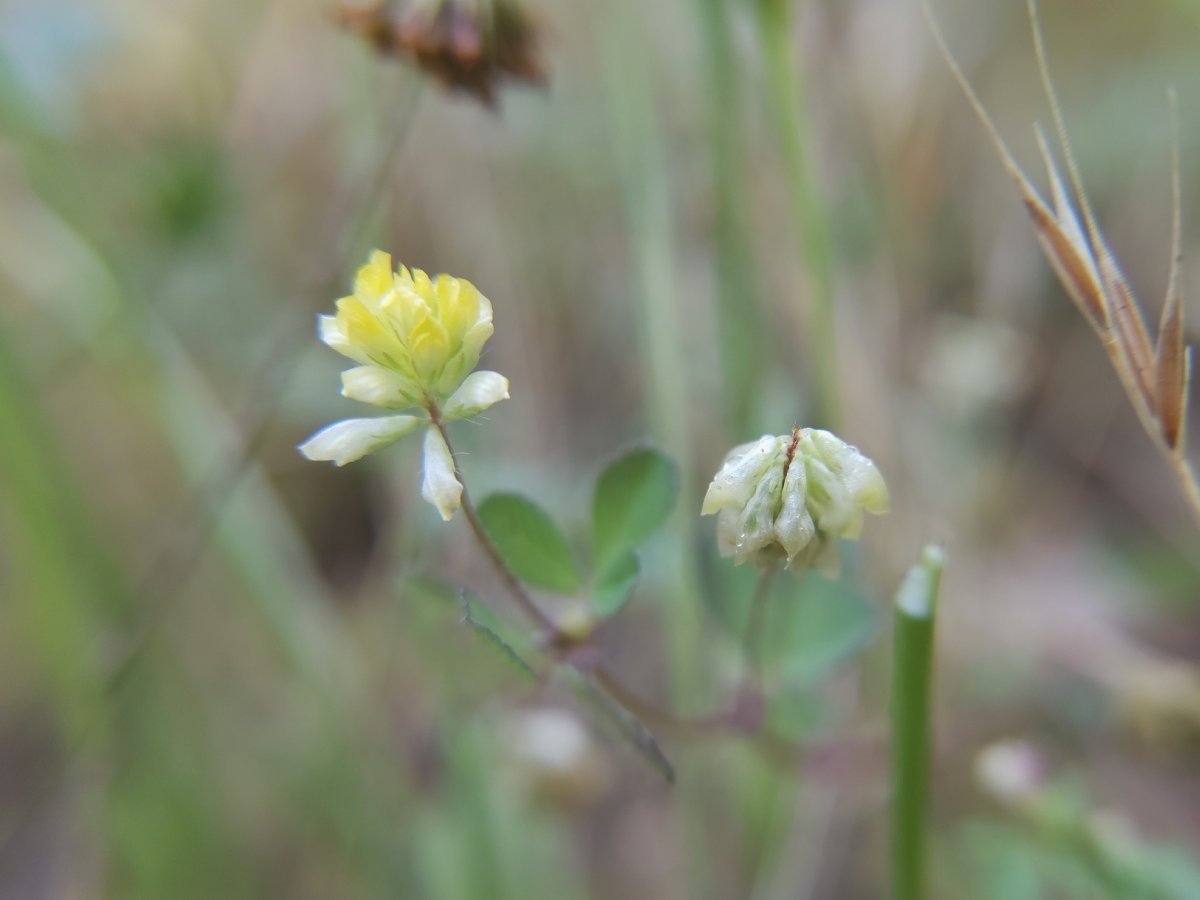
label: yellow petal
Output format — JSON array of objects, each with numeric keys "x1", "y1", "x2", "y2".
[
  {"x1": 436, "y1": 275, "x2": 482, "y2": 343},
  {"x1": 408, "y1": 312, "x2": 451, "y2": 383},
  {"x1": 384, "y1": 281, "x2": 429, "y2": 337},
  {"x1": 319, "y1": 313, "x2": 370, "y2": 365},
  {"x1": 410, "y1": 267, "x2": 435, "y2": 306},
  {"x1": 355, "y1": 250, "x2": 394, "y2": 311},
  {"x1": 335, "y1": 294, "x2": 405, "y2": 369}
]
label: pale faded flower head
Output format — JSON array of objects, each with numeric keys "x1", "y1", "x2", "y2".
[
  {"x1": 974, "y1": 739, "x2": 1044, "y2": 805},
  {"x1": 298, "y1": 250, "x2": 509, "y2": 521},
  {"x1": 500, "y1": 707, "x2": 611, "y2": 810},
  {"x1": 701, "y1": 427, "x2": 888, "y2": 572}
]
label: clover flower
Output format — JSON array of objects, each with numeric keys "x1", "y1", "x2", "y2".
[
  {"x1": 299, "y1": 249, "x2": 509, "y2": 520},
  {"x1": 701, "y1": 427, "x2": 888, "y2": 572}
]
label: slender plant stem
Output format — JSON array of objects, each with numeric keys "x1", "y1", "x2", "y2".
[
  {"x1": 428, "y1": 410, "x2": 558, "y2": 634},
  {"x1": 430, "y1": 411, "x2": 848, "y2": 748},
  {"x1": 590, "y1": 668, "x2": 730, "y2": 737},
  {"x1": 743, "y1": 565, "x2": 778, "y2": 684},
  {"x1": 1168, "y1": 451, "x2": 1200, "y2": 528},
  {"x1": 430, "y1": 410, "x2": 872, "y2": 766},
  {"x1": 430, "y1": 412, "x2": 883, "y2": 758},
  {"x1": 890, "y1": 545, "x2": 945, "y2": 900},
  {"x1": 755, "y1": 0, "x2": 839, "y2": 429},
  {"x1": 429, "y1": 410, "x2": 739, "y2": 738}
]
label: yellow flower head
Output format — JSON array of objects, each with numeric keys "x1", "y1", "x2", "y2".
[
  {"x1": 299, "y1": 250, "x2": 509, "y2": 520},
  {"x1": 320, "y1": 249, "x2": 498, "y2": 409}
]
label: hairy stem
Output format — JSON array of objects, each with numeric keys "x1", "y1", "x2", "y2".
[{"x1": 429, "y1": 410, "x2": 557, "y2": 634}]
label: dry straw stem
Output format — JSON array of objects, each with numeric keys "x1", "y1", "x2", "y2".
[{"x1": 922, "y1": 0, "x2": 1200, "y2": 525}]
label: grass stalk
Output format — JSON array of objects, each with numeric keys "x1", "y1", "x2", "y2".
[
  {"x1": 0, "y1": 324, "x2": 133, "y2": 718},
  {"x1": 694, "y1": 0, "x2": 768, "y2": 438},
  {"x1": 754, "y1": 0, "x2": 840, "y2": 429},
  {"x1": 890, "y1": 545, "x2": 945, "y2": 900},
  {"x1": 599, "y1": 7, "x2": 712, "y2": 779}
]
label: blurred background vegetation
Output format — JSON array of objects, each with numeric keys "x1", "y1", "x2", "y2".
[{"x1": 2, "y1": 0, "x2": 1200, "y2": 897}]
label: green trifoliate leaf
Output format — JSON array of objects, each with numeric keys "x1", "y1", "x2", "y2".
[
  {"x1": 593, "y1": 551, "x2": 640, "y2": 618},
  {"x1": 476, "y1": 493, "x2": 582, "y2": 594},
  {"x1": 591, "y1": 447, "x2": 678, "y2": 572}
]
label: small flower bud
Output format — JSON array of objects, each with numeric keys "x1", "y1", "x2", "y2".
[{"x1": 701, "y1": 427, "x2": 888, "y2": 572}]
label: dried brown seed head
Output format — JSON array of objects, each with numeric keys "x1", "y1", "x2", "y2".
[{"x1": 334, "y1": 0, "x2": 547, "y2": 107}]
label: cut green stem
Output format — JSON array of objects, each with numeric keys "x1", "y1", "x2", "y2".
[{"x1": 890, "y1": 545, "x2": 945, "y2": 900}]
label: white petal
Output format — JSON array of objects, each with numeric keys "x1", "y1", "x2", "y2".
[
  {"x1": 442, "y1": 370, "x2": 510, "y2": 419},
  {"x1": 298, "y1": 415, "x2": 423, "y2": 466},
  {"x1": 802, "y1": 428, "x2": 889, "y2": 516},
  {"x1": 844, "y1": 456, "x2": 889, "y2": 515},
  {"x1": 715, "y1": 507, "x2": 741, "y2": 558},
  {"x1": 318, "y1": 314, "x2": 345, "y2": 347},
  {"x1": 805, "y1": 456, "x2": 855, "y2": 534},
  {"x1": 421, "y1": 427, "x2": 463, "y2": 521},
  {"x1": 341, "y1": 365, "x2": 422, "y2": 409},
  {"x1": 701, "y1": 435, "x2": 783, "y2": 515},
  {"x1": 732, "y1": 461, "x2": 783, "y2": 562},
  {"x1": 774, "y1": 454, "x2": 815, "y2": 559}
]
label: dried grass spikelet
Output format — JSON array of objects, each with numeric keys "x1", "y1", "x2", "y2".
[
  {"x1": 334, "y1": 0, "x2": 545, "y2": 107},
  {"x1": 922, "y1": 0, "x2": 1200, "y2": 523}
]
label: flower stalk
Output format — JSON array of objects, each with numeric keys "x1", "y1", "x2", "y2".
[
  {"x1": 427, "y1": 408, "x2": 557, "y2": 635},
  {"x1": 742, "y1": 565, "x2": 778, "y2": 686}
]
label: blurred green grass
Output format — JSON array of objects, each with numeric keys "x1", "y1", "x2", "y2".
[{"x1": 2, "y1": 0, "x2": 1200, "y2": 897}]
